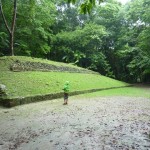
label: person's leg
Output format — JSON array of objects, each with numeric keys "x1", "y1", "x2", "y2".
[
  {"x1": 66, "y1": 99, "x2": 68, "y2": 104},
  {"x1": 66, "y1": 93, "x2": 68, "y2": 104},
  {"x1": 63, "y1": 93, "x2": 68, "y2": 105},
  {"x1": 64, "y1": 99, "x2": 67, "y2": 105},
  {"x1": 63, "y1": 93, "x2": 66, "y2": 105},
  {"x1": 63, "y1": 98, "x2": 66, "y2": 105}
]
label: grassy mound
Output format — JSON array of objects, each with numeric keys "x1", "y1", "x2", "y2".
[{"x1": 0, "y1": 56, "x2": 129, "y2": 106}]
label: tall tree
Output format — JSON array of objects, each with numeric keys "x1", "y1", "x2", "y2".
[
  {"x1": 0, "y1": 0, "x2": 56, "y2": 57},
  {"x1": 0, "y1": 0, "x2": 17, "y2": 55}
]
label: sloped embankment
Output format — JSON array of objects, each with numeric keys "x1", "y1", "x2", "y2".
[{"x1": 0, "y1": 56, "x2": 130, "y2": 107}]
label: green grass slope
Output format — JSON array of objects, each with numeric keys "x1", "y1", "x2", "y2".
[
  {"x1": 0, "y1": 56, "x2": 129, "y2": 99},
  {"x1": 76, "y1": 87, "x2": 150, "y2": 99}
]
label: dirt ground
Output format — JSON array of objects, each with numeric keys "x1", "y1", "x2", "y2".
[{"x1": 0, "y1": 96, "x2": 150, "y2": 150}]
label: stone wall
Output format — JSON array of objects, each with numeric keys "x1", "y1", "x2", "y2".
[
  {"x1": 0, "y1": 84, "x2": 7, "y2": 105},
  {"x1": 10, "y1": 60, "x2": 97, "y2": 74}
]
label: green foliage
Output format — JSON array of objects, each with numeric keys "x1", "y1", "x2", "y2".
[
  {"x1": 127, "y1": 0, "x2": 150, "y2": 24},
  {"x1": 50, "y1": 23, "x2": 112, "y2": 76},
  {"x1": 115, "y1": 45, "x2": 150, "y2": 83},
  {"x1": 0, "y1": 32, "x2": 9, "y2": 55},
  {"x1": 114, "y1": 0, "x2": 150, "y2": 82},
  {"x1": 138, "y1": 27, "x2": 150, "y2": 55},
  {"x1": 15, "y1": 0, "x2": 56, "y2": 57},
  {"x1": 128, "y1": 54, "x2": 150, "y2": 82},
  {"x1": 0, "y1": 0, "x2": 149, "y2": 83},
  {"x1": 67, "y1": 0, "x2": 104, "y2": 14},
  {"x1": 88, "y1": 52, "x2": 114, "y2": 78}
]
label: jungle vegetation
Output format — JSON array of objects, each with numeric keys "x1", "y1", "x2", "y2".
[{"x1": 0, "y1": 0, "x2": 150, "y2": 83}]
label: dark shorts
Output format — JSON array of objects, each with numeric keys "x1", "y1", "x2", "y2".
[{"x1": 64, "y1": 93, "x2": 68, "y2": 99}]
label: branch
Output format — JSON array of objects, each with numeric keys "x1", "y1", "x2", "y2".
[
  {"x1": 0, "y1": 0, "x2": 11, "y2": 34},
  {"x1": 11, "y1": 0, "x2": 17, "y2": 33}
]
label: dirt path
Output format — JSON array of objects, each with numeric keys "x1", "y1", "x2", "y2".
[{"x1": 0, "y1": 96, "x2": 150, "y2": 150}]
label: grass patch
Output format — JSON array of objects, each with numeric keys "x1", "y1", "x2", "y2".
[
  {"x1": 75, "y1": 87, "x2": 150, "y2": 99},
  {"x1": 0, "y1": 71, "x2": 128, "y2": 98},
  {"x1": 0, "y1": 56, "x2": 130, "y2": 99}
]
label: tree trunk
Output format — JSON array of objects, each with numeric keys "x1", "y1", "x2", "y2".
[
  {"x1": 10, "y1": 0, "x2": 17, "y2": 56},
  {"x1": 10, "y1": 33, "x2": 14, "y2": 56}
]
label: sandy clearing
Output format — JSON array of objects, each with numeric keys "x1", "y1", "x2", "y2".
[{"x1": 0, "y1": 96, "x2": 150, "y2": 150}]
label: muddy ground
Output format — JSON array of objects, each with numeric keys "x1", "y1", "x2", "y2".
[{"x1": 0, "y1": 96, "x2": 150, "y2": 150}]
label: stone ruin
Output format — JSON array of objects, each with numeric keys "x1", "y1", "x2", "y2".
[{"x1": 0, "y1": 84, "x2": 7, "y2": 98}]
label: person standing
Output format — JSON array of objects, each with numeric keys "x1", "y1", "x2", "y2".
[{"x1": 62, "y1": 81, "x2": 70, "y2": 105}]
